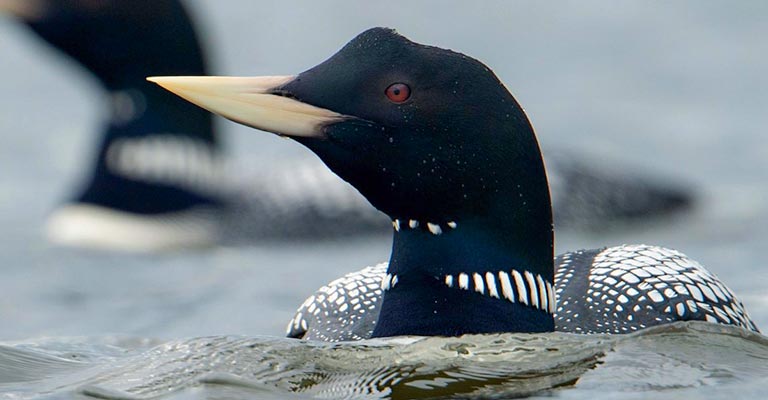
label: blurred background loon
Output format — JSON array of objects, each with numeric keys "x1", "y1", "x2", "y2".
[{"x1": 2, "y1": 0, "x2": 692, "y2": 252}]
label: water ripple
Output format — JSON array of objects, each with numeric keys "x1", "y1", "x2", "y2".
[{"x1": 1, "y1": 322, "x2": 766, "y2": 399}]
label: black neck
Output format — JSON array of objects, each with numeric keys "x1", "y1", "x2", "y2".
[
  {"x1": 369, "y1": 109, "x2": 556, "y2": 337},
  {"x1": 372, "y1": 208, "x2": 554, "y2": 337}
]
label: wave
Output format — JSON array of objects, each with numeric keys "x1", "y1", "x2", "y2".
[{"x1": 0, "y1": 322, "x2": 766, "y2": 399}]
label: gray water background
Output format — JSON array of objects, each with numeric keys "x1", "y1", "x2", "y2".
[{"x1": 0, "y1": 1, "x2": 767, "y2": 398}]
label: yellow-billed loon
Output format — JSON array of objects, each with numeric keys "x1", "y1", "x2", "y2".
[{"x1": 150, "y1": 27, "x2": 757, "y2": 338}]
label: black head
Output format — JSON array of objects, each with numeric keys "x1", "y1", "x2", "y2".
[
  {"x1": 276, "y1": 28, "x2": 548, "y2": 229},
  {"x1": 152, "y1": 27, "x2": 553, "y2": 267}
]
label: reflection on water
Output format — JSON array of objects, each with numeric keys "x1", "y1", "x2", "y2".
[{"x1": 1, "y1": 322, "x2": 766, "y2": 399}]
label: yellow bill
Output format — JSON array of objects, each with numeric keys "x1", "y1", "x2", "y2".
[{"x1": 147, "y1": 75, "x2": 344, "y2": 138}]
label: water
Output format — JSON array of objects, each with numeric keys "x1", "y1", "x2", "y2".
[
  {"x1": 1, "y1": 1, "x2": 767, "y2": 398},
  {"x1": 1, "y1": 322, "x2": 767, "y2": 399}
]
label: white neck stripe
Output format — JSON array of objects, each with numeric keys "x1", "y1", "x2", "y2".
[
  {"x1": 392, "y1": 219, "x2": 457, "y2": 235},
  {"x1": 380, "y1": 273, "x2": 399, "y2": 291}
]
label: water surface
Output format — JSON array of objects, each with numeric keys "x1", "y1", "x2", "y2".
[{"x1": 1, "y1": 322, "x2": 766, "y2": 399}]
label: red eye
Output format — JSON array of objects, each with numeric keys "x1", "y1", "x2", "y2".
[{"x1": 385, "y1": 83, "x2": 410, "y2": 103}]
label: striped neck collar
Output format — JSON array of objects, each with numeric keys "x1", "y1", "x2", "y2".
[
  {"x1": 380, "y1": 268, "x2": 555, "y2": 315},
  {"x1": 374, "y1": 215, "x2": 555, "y2": 336}
]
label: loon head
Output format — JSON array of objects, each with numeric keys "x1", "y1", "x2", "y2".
[
  {"x1": 151, "y1": 28, "x2": 550, "y2": 233},
  {"x1": 151, "y1": 27, "x2": 555, "y2": 335}
]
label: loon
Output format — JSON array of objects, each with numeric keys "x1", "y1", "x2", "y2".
[
  {"x1": 151, "y1": 28, "x2": 757, "y2": 338},
  {"x1": 8, "y1": 0, "x2": 223, "y2": 250}
]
